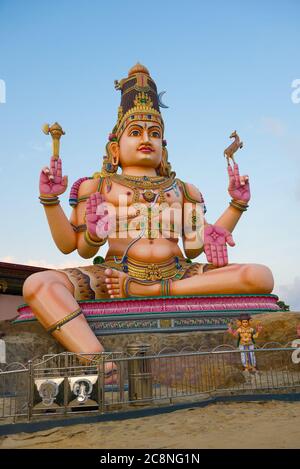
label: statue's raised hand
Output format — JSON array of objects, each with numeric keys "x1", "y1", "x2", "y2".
[
  {"x1": 86, "y1": 193, "x2": 116, "y2": 240},
  {"x1": 39, "y1": 156, "x2": 68, "y2": 196},
  {"x1": 227, "y1": 163, "x2": 250, "y2": 203},
  {"x1": 204, "y1": 224, "x2": 235, "y2": 267}
]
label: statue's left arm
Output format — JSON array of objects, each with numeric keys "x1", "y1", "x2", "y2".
[
  {"x1": 214, "y1": 163, "x2": 250, "y2": 232},
  {"x1": 181, "y1": 163, "x2": 250, "y2": 265}
]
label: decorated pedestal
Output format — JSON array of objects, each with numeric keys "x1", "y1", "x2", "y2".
[{"x1": 16, "y1": 294, "x2": 280, "y2": 335}]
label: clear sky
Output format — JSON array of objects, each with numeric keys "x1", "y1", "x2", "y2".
[{"x1": 0, "y1": 0, "x2": 299, "y2": 308}]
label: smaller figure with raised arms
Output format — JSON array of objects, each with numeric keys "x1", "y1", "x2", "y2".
[{"x1": 228, "y1": 314, "x2": 262, "y2": 372}]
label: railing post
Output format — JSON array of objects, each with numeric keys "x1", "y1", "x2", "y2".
[
  {"x1": 63, "y1": 353, "x2": 69, "y2": 415},
  {"x1": 27, "y1": 360, "x2": 33, "y2": 422},
  {"x1": 127, "y1": 344, "x2": 153, "y2": 406},
  {"x1": 98, "y1": 354, "x2": 105, "y2": 414}
]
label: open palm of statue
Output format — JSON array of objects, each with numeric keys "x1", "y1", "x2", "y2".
[{"x1": 86, "y1": 193, "x2": 116, "y2": 240}]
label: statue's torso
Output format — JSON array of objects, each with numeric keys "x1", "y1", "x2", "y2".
[
  {"x1": 79, "y1": 176, "x2": 186, "y2": 263},
  {"x1": 238, "y1": 327, "x2": 255, "y2": 345}
]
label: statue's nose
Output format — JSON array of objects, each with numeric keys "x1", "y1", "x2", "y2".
[{"x1": 141, "y1": 129, "x2": 150, "y2": 143}]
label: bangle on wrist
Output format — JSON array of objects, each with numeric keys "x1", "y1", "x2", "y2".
[
  {"x1": 84, "y1": 229, "x2": 107, "y2": 247},
  {"x1": 39, "y1": 195, "x2": 60, "y2": 206},
  {"x1": 229, "y1": 199, "x2": 249, "y2": 212}
]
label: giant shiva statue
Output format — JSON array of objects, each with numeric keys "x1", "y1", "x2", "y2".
[{"x1": 23, "y1": 64, "x2": 274, "y2": 379}]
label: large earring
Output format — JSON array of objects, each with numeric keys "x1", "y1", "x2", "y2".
[
  {"x1": 157, "y1": 147, "x2": 175, "y2": 178},
  {"x1": 101, "y1": 142, "x2": 119, "y2": 174}
]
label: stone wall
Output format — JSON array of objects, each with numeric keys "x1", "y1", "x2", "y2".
[{"x1": 0, "y1": 312, "x2": 299, "y2": 366}]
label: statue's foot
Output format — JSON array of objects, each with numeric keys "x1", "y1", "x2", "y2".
[
  {"x1": 104, "y1": 268, "x2": 129, "y2": 298},
  {"x1": 104, "y1": 268, "x2": 162, "y2": 298},
  {"x1": 104, "y1": 362, "x2": 118, "y2": 385}
]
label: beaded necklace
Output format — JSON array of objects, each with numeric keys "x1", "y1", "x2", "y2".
[{"x1": 111, "y1": 173, "x2": 178, "y2": 203}]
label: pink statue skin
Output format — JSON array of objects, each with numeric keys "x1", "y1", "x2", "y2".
[{"x1": 23, "y1": 66, "x2": 274, "y2": 368}]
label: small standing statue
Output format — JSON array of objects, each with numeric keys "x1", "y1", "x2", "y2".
[{"x1": 228, "y1": 314, "x2": 263, "y2": 372}]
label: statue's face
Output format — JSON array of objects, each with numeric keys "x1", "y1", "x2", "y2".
[
  {"x1": 118, "y1": 121, "x2": 163, "y2": 169},
  {"x1": 241, "y1": 320, "x2": 250, "y2": 328}
]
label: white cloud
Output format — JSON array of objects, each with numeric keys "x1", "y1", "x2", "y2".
[
  {"x1": 277, "y1": 276, "x2": 300, "y2": 311},
  {"x1": 1, "y1": 256, "x2": 16, "y2": 263},
  {"x1": 0, "y1": 255, "x2": 88, "y2": 269}
]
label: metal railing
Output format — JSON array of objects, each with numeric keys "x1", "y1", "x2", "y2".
[{"x1": 1, "y1": 341, "x2": 300, "y2": 423}]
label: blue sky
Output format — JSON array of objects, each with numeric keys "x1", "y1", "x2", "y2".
[{"x1": 0, "y1": 0, "x2": 299, "y2": 308}]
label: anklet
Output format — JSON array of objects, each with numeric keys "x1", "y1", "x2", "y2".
[
  {"x1": 47, "y1": 307, "x2": 83, "y2": 334},
  {"x1": 122, "y1": 277, "x2": 159, "y2": 297},
  {"x1": 161, "y1": 278, "x2": 172, "y2": 296},
  {"x1": 122, "y1": 277, "x2": 173, "y2": 298}
]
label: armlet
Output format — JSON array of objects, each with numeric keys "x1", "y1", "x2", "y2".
[
  {"x1": 176, "y1": 179, "x2": 207, "y2": 214},
  {"x1": 69, "y1": 176, "x2": 107, "y2": 207},
  {"x1": 69, "y1": 177, "x2": 92, "y2": 207}
]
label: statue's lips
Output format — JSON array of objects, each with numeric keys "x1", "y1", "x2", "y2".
[{"x1": 138, "y1": 147, "x2": 153, "y2": 153}]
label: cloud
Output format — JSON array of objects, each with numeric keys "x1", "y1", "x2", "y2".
[
  {"x1": 0, "y1": 256, "x2": 88, "y2": 269},
  {"x1": 1, "y1": 256, "x2": 16, "y2": 263},
  {"x1": 276, "y1": 276, "x2": 300, "y2": 311},
  {"x1": 260, "y1": 117, "x2": 286, "y2": 137}
]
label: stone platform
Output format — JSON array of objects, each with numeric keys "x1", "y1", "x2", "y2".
[{"x1": 15, "y1": 294, "x2": 280, "y2": 334}]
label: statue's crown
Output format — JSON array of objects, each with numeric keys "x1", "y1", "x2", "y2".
[{"x1": 113, "y1": 63, "x2": 164, "y2": 139}]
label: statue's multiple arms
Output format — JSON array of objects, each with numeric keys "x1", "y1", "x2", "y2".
[
  {"x1": 214, "y1": 163, "x2": 250, "y2": 232},
  {"x1": 183, "y1": 162, "x2": 251, "y2": 266},
  {"x1": 253, "y1": 324, "x2": 263, "y2": 339},
  {"x1": 39, "y1": 157, "x2": 109, "y2": 259},
  {"x1": 72, "y1": 181, "x2": 112, "y2": 259},
  {"x1": 181, "y1": 182, "x2": 206, "y2": 259},
  {"x1": 228, "y1": 324, "x2": 239, "y2": 337},
  {"x1": 39, "y1": 156, "x2": 76, "y2": 254},
  {"x1": 182, "y1": 182, "x2": 236, "y2": 267}
]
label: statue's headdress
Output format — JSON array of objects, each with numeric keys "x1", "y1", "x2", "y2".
[
  {"x1": 99, "y1": 63, "x2": 173, "y2": 178},
  {"x1": 238, "y1": 313, "x2": 252, "y2": 322},
  {"x1": 112, "y1": 63, "x2": 165, "y2": 140}
]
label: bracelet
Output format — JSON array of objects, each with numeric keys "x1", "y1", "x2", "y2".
[
  {"x1": 39, "y1": 195, "x2": 60, "y2": 206},
  {"x1": 84, "y1": 229, "x2": 107, "y2": 247},
  {"x1": 229, "y1": 199, "x2": 249, "y2": 212}
]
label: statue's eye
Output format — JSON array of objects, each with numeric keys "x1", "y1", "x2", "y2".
[
  {"x1": 129, "y1": 129, "x2": 140, "y2": 136},
  {"x1": 150, "y1": 131, "x2": 161, "y2": 138}
]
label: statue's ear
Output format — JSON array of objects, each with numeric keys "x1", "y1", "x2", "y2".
[{"x1": 108, "y1": 141, "x2": 120, "y2": 166}]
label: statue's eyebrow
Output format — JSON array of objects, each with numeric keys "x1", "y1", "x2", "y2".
[
  {"x1": 148, "y1": 125, "x2": 161, "y2": 131},
  {"x1": 127, "y1": 123, "x2": 144, "y2": 130}
]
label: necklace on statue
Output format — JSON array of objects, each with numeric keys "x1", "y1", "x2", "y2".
[{"x1": 111, "y1": 173, "x2": 176, "y2": 203}]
